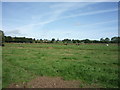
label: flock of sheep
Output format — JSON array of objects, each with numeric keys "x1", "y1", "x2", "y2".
[{"x1": 64, "y1": 43, "x2": 109, "y2": 46}]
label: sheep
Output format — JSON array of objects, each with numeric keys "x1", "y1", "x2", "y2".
[
  {"x1": 64, "y1": 43, "x2": 68, "y2": 45},
  {"x1": 106, "y1": 44, "x2": 109, "y2": 46},
  {"x1": 76, "y1": 43, "x2": 80, "y2": 45}
]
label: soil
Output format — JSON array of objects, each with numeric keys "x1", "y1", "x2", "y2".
[{"x1": 8, "y1": 76, "x2": 81, "y2": 88}]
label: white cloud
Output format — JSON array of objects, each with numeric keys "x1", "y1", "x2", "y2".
[{"x1": 4, "y1": 29, "x2": 26, "y2": 36}]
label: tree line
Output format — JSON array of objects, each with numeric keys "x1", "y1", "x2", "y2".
[
  {"x1": 3, "y1": 35, "x2": 120, "y2": 44},
  {"x1": 0, "y1": 30, "x2": 120, "y2": 45}
]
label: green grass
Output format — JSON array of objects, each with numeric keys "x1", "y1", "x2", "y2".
[
  {"x1": 2, "y1": 43, "x2": 119, "y2": 88},
  {"x1": 0, "y1": 47, "x2": 2, "y2": 89}
]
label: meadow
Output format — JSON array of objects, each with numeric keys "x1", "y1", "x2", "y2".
[{"x1": 2, "y1": 43, "x2": 119, "y2": 88}]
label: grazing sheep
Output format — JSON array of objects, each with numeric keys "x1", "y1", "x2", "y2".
[
  {"x1": 64, "y1": 43, "x2": 68, "y2": 45},
  {"x1": 106, "y1": 44, "x2": 109, "y2": 46},
  {"x1": 76, "y1": 43, "x2": 80, "y2": 45}
]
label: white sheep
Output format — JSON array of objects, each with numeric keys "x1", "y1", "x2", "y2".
[{"x1": 106, "y1": 44, "x2": 109, "y2": 46}]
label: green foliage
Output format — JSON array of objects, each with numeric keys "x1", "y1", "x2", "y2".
[
  {"x1": 4, "y1": 36, "x2": 33, "y2": 43},
  {"x1": 111, "y1": 37, "x2": 120, "y2": 43},
  {"x1": 104, "y1": 38, "x2": 110, "y2": 43},
  {"x1": 0, "y1": 47, "x2": 2, "y2": 89},
  {"x1": 2, "y1": 34, "x2": 120, "y2": 44},
  {"x1": 100, "y1": 37, "x2": 110, "y2": 43}
]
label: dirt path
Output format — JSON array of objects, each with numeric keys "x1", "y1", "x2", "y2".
[{"x1": 8, "y1": 76, "x2": 81, "y2": 88}]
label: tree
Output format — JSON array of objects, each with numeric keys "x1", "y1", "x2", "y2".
[
  {"x1": 111, "y1": 37, "x2": 118, "y2": 43},
  {"x1": 83, "y1": 39, "x2": 90, "y2": 43},
  {"x1": 100, "y1": 38, "x2": 104, "y2": 43},
  {"x1": 5, "y1": 36, "x2": 13, "y2": 42},
  {"x1": 92, "y1": 40, "x2": 99, "y2": 43},
  {"x1": 56, "y1": 38, "x2": 59, "y2": 43},
  {"x1": 104, "y1": 37, "x2": 110, "y2": 43},
  {"x1": 38, "y1": 39, "x2": 43, "y2": 43},
  {"x1": 51, "y1": 38, "x2": 55, "y2": 43},
  {"x1": 62, "y1": 39, "x2": 71, "y2": 43}
]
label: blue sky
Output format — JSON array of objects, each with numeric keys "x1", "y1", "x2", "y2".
[{"x1": 2, "y1": 2, "x2": 118, "y2": 40}]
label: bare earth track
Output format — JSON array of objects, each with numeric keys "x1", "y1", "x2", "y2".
[{"x1": 8, "y1": 76, "x2": 81, "y2": 88}]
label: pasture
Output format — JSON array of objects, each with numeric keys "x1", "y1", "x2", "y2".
[{"x1": 2, "y1": 43, "x2": 119, "y2": 88}]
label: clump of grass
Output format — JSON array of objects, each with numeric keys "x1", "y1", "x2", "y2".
[
  {"x1": 83, "y1": 56, "x2": 90, "y2": 58},
  {"x1": 61, "y1": 57, "x2": 78, "y2": 60}
]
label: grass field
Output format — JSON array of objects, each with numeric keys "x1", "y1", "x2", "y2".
[
  {"x1": 0, "y1": 47, "x2": 2, "y2": 89},
  {"x1": 2, "y1": 43, "x2": 119, "y2": 88}
]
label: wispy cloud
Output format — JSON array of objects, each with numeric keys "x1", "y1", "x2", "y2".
[
  {"x1": 12, "y1": 2, "x2": 117, "y2": 37},
  {"x1": 78, "y1": 20, "x2": 118, "y2": 27},
  {"x1": 3, "y1": 2, "x2": 118, "y2": 39},
  {"x1": 61, "y1": 8, "x2": 117, "y2": 19},
  {"x1": 15, "y1": 3, "x2": 96, "y2": 32},
  {"x1": 26, "y1": 8, "x2": 117, "y2": 31},
  {"x1": 33, "y1": 4, "x2": 117, "y2": 27},
  {"x1": 4, "y1": 29, "x2": 26, "y2": 36}
]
